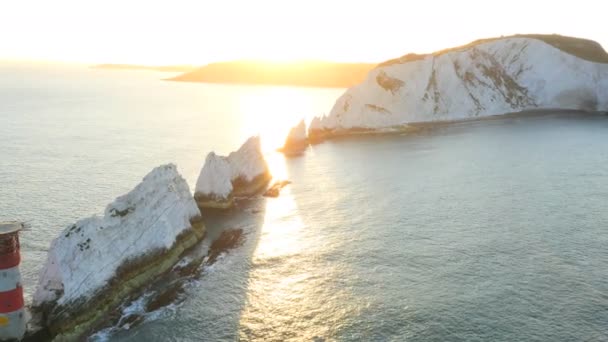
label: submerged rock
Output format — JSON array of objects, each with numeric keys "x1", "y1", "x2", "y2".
[
  {"x1": 278, "y1": 119, "x2": 308, "y2": 155},
  {"x1": 32, "y1": 164, "x2": 205, "y2": 341},
  {"x1": 144, "y1": 282, "x2": 186, "y2": 313},
  {"x1": 194, "y1": 136, "x2": 271, "y2": 209},
  {"x1": 263, "y1": 180, "x2": 292, "y2": 198},
  {"x1": 206, "y1": 229, "x2": 244, "y2": 265},
  {"x1": 308, "y1": 34, "x2": 608, "y2": 139}
]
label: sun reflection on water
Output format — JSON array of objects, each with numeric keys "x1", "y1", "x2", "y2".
[
  {"x1": 231, "y1": 86, "x2": 361, "y2": 340},
  {"x1": 235, "y1": 154, "x2": 360, "y2": 341},
  {"x1": 264, "y1": 151, "x2": 290, "y2": 182},
  {"x1": 255, "y1": 187, "x2": 304, "y2": 259}
]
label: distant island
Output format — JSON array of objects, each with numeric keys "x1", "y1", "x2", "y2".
[
  {"x1": 168, "y1": 61, "x2": 376, "y2": 88},
  {"x1": 92, "y1": 64, "x2": 197, "y2": 73}
]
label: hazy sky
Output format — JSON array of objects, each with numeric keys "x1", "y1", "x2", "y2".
[{"x1": 1, "y1": 0, "x2": 606, "y2": 65}]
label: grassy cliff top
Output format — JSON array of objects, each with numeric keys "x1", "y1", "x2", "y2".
[{"x1": 378, "y1": 34, "x2": 608, "y2": 68}]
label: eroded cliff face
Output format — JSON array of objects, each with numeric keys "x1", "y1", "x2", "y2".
[
  {"x1": 279, "y1": 119, "x2": 308, "y2": 155},
  {"x1": 194, "y1": 136, "x2": 271, "y2": 209},
  {"x1": 310, "y1": 36, "x2": 608, "y2": 138},
  {"x1": 32, "y1": 164, "x2": 204, "y2": 340}
]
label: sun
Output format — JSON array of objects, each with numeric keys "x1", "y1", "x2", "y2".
[
  {"x1": 238, "y1": 86, "x2": 312, "y2": 152},
  {"x1": 235, "y1": 84, "x2": 320, "y2": 181}
]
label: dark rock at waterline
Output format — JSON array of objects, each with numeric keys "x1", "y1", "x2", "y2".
[
  {"x1": 146, "y1": 283, "x2": 186, "y2": 313},
  {"x1": 22, "y1": 325, "x2": 52, "y2": 342},
  {"x1": 207, "y1": 229, "x2": 244, "y2": 265},
  {"x1": 140, "y1": 229, "x2": 246, "y2": 312},
  {"x1": 264, "y1": 188, "x2": 280, "y2": 198},
  {"x1": 116, "y1": 312, "x2": 143, "y2": 330},
  {"x1": 263, "y1": 180, "x2": 292, "y2": 198},
  {"x1": 277, "y1": 141, "x2": 308, "y2": 156},
  {"x1": 111, "y1": 275, "x2": 191, "y2": 331},
  {"x1": 172, "y1": 256, "x2": 205, "y2": 278}
]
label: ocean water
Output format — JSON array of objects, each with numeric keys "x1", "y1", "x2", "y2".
[{"x1": 1, "y1": 63, "x2": 608, "y2": 341}]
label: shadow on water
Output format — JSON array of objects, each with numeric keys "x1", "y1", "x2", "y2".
[{"x1": 99, "y1": 197, "x2": 268, "y2": 342}]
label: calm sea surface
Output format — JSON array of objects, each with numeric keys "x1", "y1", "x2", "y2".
[{"x1": 1, "y1": 63, "x2": 607, "y2": 341}]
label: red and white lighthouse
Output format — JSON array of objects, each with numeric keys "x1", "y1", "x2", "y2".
[{"x1": 0, "y1": 222, "x2": 25, "y2": 341}]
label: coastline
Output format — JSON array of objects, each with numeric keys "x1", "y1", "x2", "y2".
[
  {"x1": 164, "y1": 77, "x2": 352, "y2": 89},
  {"x1": 309, "y1": 109, "x2": 607, "y2": 143}
]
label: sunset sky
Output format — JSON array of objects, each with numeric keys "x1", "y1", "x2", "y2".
[{"x1": 2, "y1": 0, "x2": 606, "y2": 65}]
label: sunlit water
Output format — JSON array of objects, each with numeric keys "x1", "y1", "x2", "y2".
[{"x1": 1, "y1": 63, "x2": 608, "y2": 341}]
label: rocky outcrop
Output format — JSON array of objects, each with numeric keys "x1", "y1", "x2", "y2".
[
  {"x1": 278, "y1": 120, "x2": 308, "y2": 155},
  {"x1": 31, "y1": 164, "x2": 205, "y2": 341},
  {"x1": 194, "y1": 136, "x2": 271, "y2": 209},
  {"x1": 193, "y1": 152, "x2": 234, "y2": 208},
  {"x1": 263, "y1": 180, "x2": 291, "y2": 198},
  {"x1": 309, "y1": 34, "x2": 608, "y2": 140},
  {"x1": 206, "y1": 229, "x2": 244, "y2": 265}
]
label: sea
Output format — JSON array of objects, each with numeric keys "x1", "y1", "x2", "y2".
[{"x1": 1, "y1": 62, "x2": 607, "y2": 341}]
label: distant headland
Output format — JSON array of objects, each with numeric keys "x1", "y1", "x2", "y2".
[
  {"x1": 92, "y1": 61, "x2": 376, "y2": 88},
  {"x1": 168, "y1": 61, "x2": 375, "y2": 88},
  {"x1": 92, "y1": 64, "x2": 197, "y2": 73}
]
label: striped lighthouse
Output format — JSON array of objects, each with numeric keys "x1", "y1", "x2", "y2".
[{"x1": 0, "y1": 222, "x2": 25, "y2": 341}]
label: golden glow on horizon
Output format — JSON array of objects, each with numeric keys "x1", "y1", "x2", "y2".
[{"x1": 1, "y1": 0, "x2": 607, "y2": 65}]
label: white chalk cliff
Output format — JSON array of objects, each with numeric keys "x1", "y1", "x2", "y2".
[
  {"x1": 309, "y1": 35, "x2": 608, "y2": 138},
  {"x1": 279, "y1": 119, "x2": 308, "y2": 154},
  {"x1": 195, "y1": 136, "x2": 271, "y2": 208},
  {"x1": 32, "y1": 164, "x2": 204, "y2": 339}
]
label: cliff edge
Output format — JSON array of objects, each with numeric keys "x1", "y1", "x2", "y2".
[{"x1": 309, "y1": 34, "x2": 608, "y2": 140}]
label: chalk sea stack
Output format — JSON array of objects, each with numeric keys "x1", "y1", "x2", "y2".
[
  {"x1": 31, "y1": 164, "x2": 205, "y2": 341},
  {"x1": 278, "y1": 119, "x2": 308, "y2": 155},
  {"x1": 309, "y1": 34, "x2": 608, "y2": 140},
  {"x1": 194, "y1": 136, "x2": 271, "y2": 209}
]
